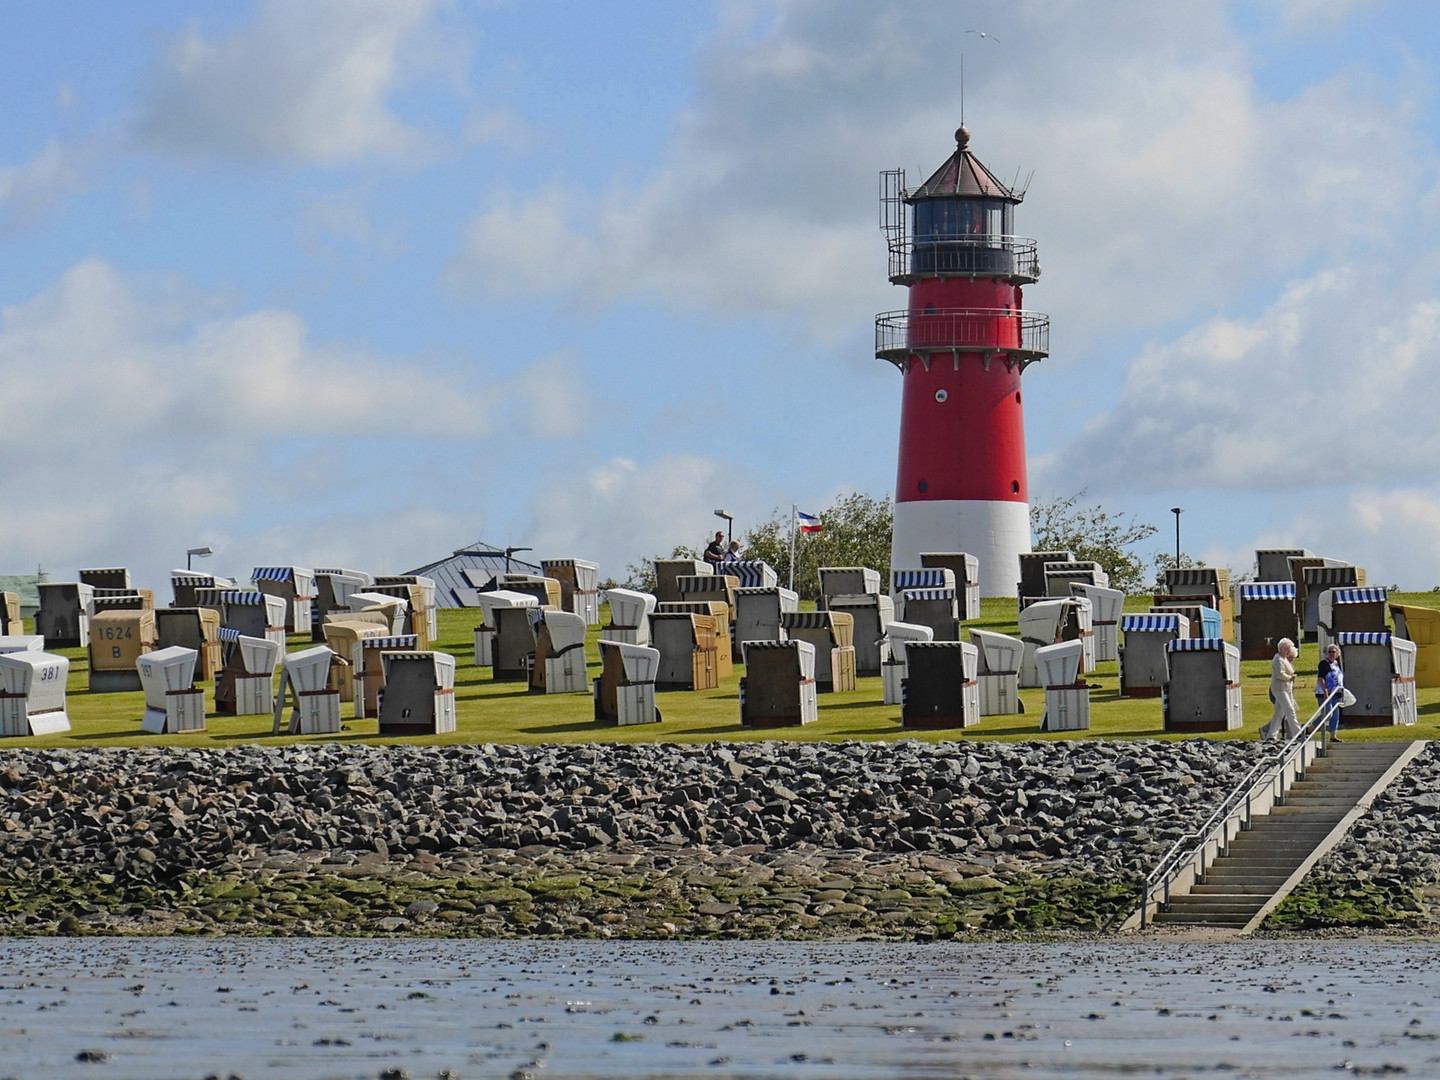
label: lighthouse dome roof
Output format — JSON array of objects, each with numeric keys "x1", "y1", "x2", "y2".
[{"x1": 907, "y1": 127, "x2": 1022, "y2": 202}]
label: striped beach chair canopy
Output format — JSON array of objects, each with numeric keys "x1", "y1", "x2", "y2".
[
  {"x1": 780, "y1": 611, "x2": 841, "y2": 630},
  {"x1": 1165, "y1": 637, "x2": 1232, "y2": 652},
  {"x1": 361, "y1": 634, "x2": 421, "y2": 650},
  {"x1": 252, "y1": 567, "x2": 302, "y2": 583},
  {"x1": 892, "y1": 568, "x2": 954, "y2": 591},
  {"x1": 1239, "y1": 582, "x2": 1296, "y2": 601},
  {"x1": 901, "y1": 587, "x2": 957, "y2": 601},
  {"x1": 722, "y1": 561, "x2": 777, "y2": 588},
  {"x1": 1333, "y1": 631, "x2": 1392, "y2": 645},
  {"x1": 1330, "y1": 587, "x2": 1387, "y2": 605},
  {"x1": 1121, "y1": 613, "x2": 1186, "y2": 633},
  {"x1": 218, "y1": 590, "x2": 270, "y2": 605}
]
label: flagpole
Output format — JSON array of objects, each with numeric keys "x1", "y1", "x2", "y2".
[{"x1": 788, "y1": 503, "x2": 797, "y2": 592}]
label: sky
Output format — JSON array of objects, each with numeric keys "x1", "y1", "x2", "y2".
[{"x1": 3, "y1": 0, "x2": 1440, "y2": 591}]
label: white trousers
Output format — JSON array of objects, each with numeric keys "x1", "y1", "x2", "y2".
[{"x1": 1260, "y1": 690, "x2": 1300, "y2": 742}]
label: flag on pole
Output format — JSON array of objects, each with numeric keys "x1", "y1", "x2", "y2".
[{"x1": 797, "y1": 510, "x2": 823, "y2": 534}]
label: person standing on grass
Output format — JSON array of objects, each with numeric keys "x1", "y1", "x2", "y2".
[
  {"x1": 1317, "y1": 643, "x2": 1345, "y2": 742},
  {"x1": 1260, "y1": 637, "x2": 1300, "y2": 743}
]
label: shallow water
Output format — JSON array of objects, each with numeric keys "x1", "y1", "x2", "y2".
[{"x1": 2, "y1": 937, "x2": 1439, "y2": 1078}]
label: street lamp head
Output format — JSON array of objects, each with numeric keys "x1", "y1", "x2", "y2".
[
  {"x1": 186, "y1": 547, "x2": 213, "y2": 558},
  {"x1": 713, "y1": 509, "x2": 733, "y2": 521},
  {"x1": 1170, "y1": 507, "x2": 1183, "y2": 516}
]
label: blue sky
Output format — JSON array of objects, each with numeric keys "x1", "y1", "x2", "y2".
[{"x1": 3, "y1": 0, "x2": 1440, "y2": 591}]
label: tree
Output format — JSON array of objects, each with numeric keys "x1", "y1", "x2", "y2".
[
  {"x1": 740, "y1": 493, "x2": 893, "y2": 601},
  {"x1": 1030, "y1": 490, "x2": 1158, "y2": 594}
]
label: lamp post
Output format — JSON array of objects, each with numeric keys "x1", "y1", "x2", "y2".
[
  {"x1": 186, "y1": 547, "x2": 213, "y2": 572},
  {"x1": 1170, "y1": 507, "x2": 1183, "y2": 566},
  {"x1": 503, "y1": 546, "x2": 532, "y2": 574},
  {"x1": 713, "y1": 509, "x2": 734, "y2": 545}
]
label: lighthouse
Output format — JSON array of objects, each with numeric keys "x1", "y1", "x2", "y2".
[{"x1": 877, "y1": 126, "x2": 1049, "y2": 597}]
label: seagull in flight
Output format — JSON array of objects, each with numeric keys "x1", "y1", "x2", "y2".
[{"x1": 965, "y1": 29, "x2": 1000, "y2": 43}]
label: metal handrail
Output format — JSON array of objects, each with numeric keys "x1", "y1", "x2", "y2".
[
  {"x1": 885, "y1": 234, "x2": 1040, "y2": 284},
  {"x1": 875, "y1": 308, "x2": 1050, "y2": 365},
  {"x1": 1133, "y1": 689, "x2": 1340, "y2": 929}
]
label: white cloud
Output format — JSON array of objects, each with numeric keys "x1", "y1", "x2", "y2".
[
  {"x1": 524, "y1": 455, "x2": 745, "y2": 577},
  {"x1": 508, "y1": 350, "x2": 597, "y2": 440},
  {"x1": 1038, "y1": 262, "x2": 1440, "y2": 493},
  {"x1": 0, "y1": 139, "x2": 89, "y2": 231},
  {"x1": 134, "y1": 0, "x2": 438, "y2": 165},
  {"x1": 0, "y1": 258, "x2": 491, "y2": 586},
  {"x1": 1238, "y1": 488, "x2": 1440, "y2": 589},
  {"x1": 446, "y1": 0, "x2": 1427, "y2": 348},
  {"x1": 1268, "y1": 0, "x2": 1382, "y2": 31}
]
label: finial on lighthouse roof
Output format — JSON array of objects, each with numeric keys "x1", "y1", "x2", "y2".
[{"x1": 955, "y1": 126, "x2": 970, "y2": 149}]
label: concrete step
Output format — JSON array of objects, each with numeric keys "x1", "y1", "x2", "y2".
[
  {"x1": 1164, "y1": 899, "x2": 1266, "y2": 914},
  {"x1": 1152, "y1": 911, "x2": 1251, "y2": 926},
  {"x1": 1190, "y1": 883, "x2": 1276, "y2": 895}
]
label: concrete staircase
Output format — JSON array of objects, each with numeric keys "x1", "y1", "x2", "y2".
[{"x1": 1151, "y1": 741, "x2": 1420, "y2": 930}]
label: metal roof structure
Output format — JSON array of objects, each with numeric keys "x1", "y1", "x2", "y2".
[
  {"x1": 907, "y1": 127, "x2": 1024, "y2": 202},
  {"x1": 405, "y1": 542, "x2": 543, "y2": 608}
]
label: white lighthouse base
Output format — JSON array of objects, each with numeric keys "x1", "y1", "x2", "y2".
[{"x1": 891, "y1": 499, "x2": 1031, "y2": 599}]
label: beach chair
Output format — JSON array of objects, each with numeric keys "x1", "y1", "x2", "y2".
[
  {"x1": 1118, "y1": 613, "x2": 1189, "y2": 698},
  {"x1": 378, "y1": 651, "x2": 457, "y2": 735},
  {"x1": 251, "y1": 566, "x2": 316, "y2": 633},
  {"x1": 87, "y1": 609, "x2": 157, "y2": 692},
  {"x1": 541, "y1": 559, "x2": 602, "y2": 626},
  {"x1": 651, "y1": 612, "x2": 719, "y2": 691},
  {"x1": 653, "y1": 559, "x2": 711, "y2": 604},
  {"x1": 1334, "y1": 631, "x2": 1417, "y2": 728},
  {"x1": 920, "y1": 552, "x2": 981, "y2": 620},
  {"x1": 900, "y1": 641, "x2": 980, "y2": 729},
  {"x1": 781, "y1": 610, "x2": 856, "y2": 693},
  {"x1": 530, "y1": 610, "x2": 589, "y2": 694},
  {"x1": 214, "y1": 630, "x2": 282, "y2": 716},
  {"x1": 35, "y1": 582, "x2": 94, "y2": 648},
  {"x1": 601, "y1": 588, "x2": 656, "y2": 647},
  {"x1": 880, "y1": 620, "x2": 933, "y2": 706},
  {"x1": 733, "y1": 586, "x2": 799, "y2": 660},
  {"x1": 138, "y1": 646, "x2": 205, "y2": 734},
  {"x1": 1318, "y1": 587, "x2": 1388, "y2": 654},
  {"x1": 826, "y1": 593, "x2": 894, "y2": 677},
  {"x1": 154, "y1": 607, "x2": 222, "y2": 681},
  {"x1": 1236, "y1": 583, "x2": 1300, "y2": 660},
  {"x1": 273, "y1": 645, "x2": 340, "y2": 735},
  {"x1": 595, "y1": 641, "x2": 661, "y2": 725},
  {"x1": 0, "y1": 651, "x2": 70, "y2": 736},
  {"x1": 474, "y1": 590, "x2": 540, "y2": 682},
  {"x1": 817, "y1": 567, "x2": 881, "y2": 611},
  {"x1": 971, "y1": 627, "x2": 1024, "y2": 716},
  {"x1": 739, "y1": 640, "x2": 818, "y2": 727},
  {"x1": 1163, "y1": 638, "x2": 1242, "y2": 732},
  {"x1": 1036, "y1": 639, "x2": 1088, "y2": 731},
  {"x1": 656, "y1": 601, "x2": 733, "y2": 678}
]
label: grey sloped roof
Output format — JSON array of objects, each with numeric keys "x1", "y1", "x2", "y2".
[
  {"x1": 0, "y1": 572, "x2": 48, "y2": 616},
  {"x1": 908, "y1": 127, "x2": 1022, "y2": 202},
  {"x1": 405, "y1": 544, "x2": 542, "y2": 608}
]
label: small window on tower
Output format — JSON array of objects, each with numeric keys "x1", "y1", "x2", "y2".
[
  {"x1": 918, "y1": 480, "x2": 929, "y2": 493},
  {"x1": 925, "y1": 303, "x2": 936, "y2": 314},
  {"x1": 1015, "y1": 391, "x2": 1022, "y2": 404},
  {"x1": 1011, "y1": 481, "x2": 1020, "y2": 494}
]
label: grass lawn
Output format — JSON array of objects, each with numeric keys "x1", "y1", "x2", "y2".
[{"x1": 11, "y1": 593, "x2": 1440, "y2": 749}]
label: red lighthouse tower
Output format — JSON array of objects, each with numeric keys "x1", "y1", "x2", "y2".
[{"x1": 877, "y1": 126, "x2": 1049, "y2": 596}]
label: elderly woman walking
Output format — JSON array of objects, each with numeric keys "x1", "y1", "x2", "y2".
[
  {"x1": 1316, "y1": 642, "x2": 1346, "y2": 742},
  {"x1": 1260, "y1": 637, "x2": 1300, "y2": 743}
]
